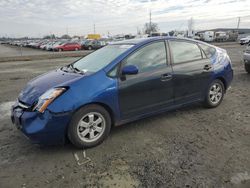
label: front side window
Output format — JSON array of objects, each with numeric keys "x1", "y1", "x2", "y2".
[
  {"x1": 169, "y1": 40, "x2": 202, "y2": 64},
  {"x1": 124, "y1": 41, "x2": 167, "y2": 73}
]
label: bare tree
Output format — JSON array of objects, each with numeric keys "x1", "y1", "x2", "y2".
[
  {"x1": 143, "y1": 22, "x2": 159, "y2": 34},
  {"x1": 61, "y1": 34, "x2": 71, "y2": 39}
]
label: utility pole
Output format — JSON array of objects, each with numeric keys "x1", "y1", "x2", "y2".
[
  {"x1": 149, "y1": 10, "x2": 152, "y2": 34},
  {"x1": 237, "y1": 17, "x2": 241, "y2": 31},
  {"x1": 93, "y1": 23, "x2": 96, "y2": 34},
  {"x1": 188, "y1": 17, "x2": 193, "y2": 38}
]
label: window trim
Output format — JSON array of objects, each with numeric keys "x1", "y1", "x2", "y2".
[
  {"x1": 107, "y1": 64, "x2": 120, "y2": 78},
  {"x1": 168, "y1": 39, "x2": 204, "y2": 65},
  {"x1": 118, "y1": 40, "x2": 169, "y2": 77}
]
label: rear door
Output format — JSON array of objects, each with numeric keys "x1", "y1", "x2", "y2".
[
  {"x1": 168, "y1": 39, "x2": 212, "y2": 104},
  {"x1": 118, "y1": 41, "x2": 174, "y2": 119}
]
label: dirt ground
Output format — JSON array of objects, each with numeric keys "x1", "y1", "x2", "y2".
[{"x1": 0, "y1": 43, "x2": 249, "y2": 188}]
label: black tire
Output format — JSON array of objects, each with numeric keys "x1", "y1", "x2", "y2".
[
  {"x1": 58, "y1": 48, "x2": 63, "y2": 52},
  {"x1": 88, "y1": 46, "x2": 92, "y2": 50},
  {"x1": 203, "y1": 79, "x2": 225, "y2": 108},
  {"x1": 67, "y1": 104, "x2": 111, "y2": 148},
  {"x1": 245, "y1": 63, "x2": 250, "y2": 74}
]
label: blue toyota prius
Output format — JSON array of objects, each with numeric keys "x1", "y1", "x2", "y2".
[{"x1": 11, "y1": 37, "x2": 233, "y2": 148}]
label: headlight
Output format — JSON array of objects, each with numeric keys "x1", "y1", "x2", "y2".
[{"x1": 34, "y1": 87, "x2": 66, "y2": 113}]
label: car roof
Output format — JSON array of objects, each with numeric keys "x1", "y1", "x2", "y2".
[{"x1": 111, "y1": 36, "x2": 200, "y2": 45}]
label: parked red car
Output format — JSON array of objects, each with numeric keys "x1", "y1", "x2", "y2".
[{"x1": 55, "y1": 42, "x2": 81, "y2": 52}]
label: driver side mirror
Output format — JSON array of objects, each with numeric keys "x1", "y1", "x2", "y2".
[{"x1": 122, "y1": 65, "x2": 138, "y2": 75}]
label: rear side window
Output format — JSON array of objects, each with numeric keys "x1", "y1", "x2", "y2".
[
  {"x1": 124, "y1": 41, "x2": 167, "y2": 73},
  {"x1": 199, "y1": 43, "x2": 216, "y2": 58},
  {"x1": 169, "y1": 40, "x2": 202, "y2": 64}
]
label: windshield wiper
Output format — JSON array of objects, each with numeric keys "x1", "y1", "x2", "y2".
[{"x1": 69, "y1": 64, "x2": 85, "y2": 74}]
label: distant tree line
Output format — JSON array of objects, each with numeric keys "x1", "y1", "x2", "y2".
[{"x1": 43, "y1": 34, "x2": 81, "y2": 39}]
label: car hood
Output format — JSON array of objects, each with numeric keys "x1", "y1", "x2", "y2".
[{"x1": 18, "y1": 69, "x2": 83, "y2": 106}]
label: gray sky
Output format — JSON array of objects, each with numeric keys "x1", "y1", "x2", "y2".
[{"x1": 0, "y1": 0, "x2": 250, "y2": 37}]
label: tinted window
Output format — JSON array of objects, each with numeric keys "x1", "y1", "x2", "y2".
[
  {"x1": 199, "y1": 43, "x2": 216, "y2": 58},
  {"x1": 169, "y1": 40, "x2": 202, "y2": 64},
  {"x1": 125, "y1": 42, "x2": 167, "y2": 73}
]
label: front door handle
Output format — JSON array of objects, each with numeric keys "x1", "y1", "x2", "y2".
[
  {"x1": 161, "y1": 74, "x2": 172, "y2": 81},
  {"x1": 203, "y1": 64, "x2": 212, "y2": 71}
]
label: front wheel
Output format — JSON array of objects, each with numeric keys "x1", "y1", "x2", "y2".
[
  {"x1": 204, "y1": 79, "x2": 225, "y2": 108},
  {"x1": 245, "y1": 63, "x2": 250, "y2": 74},
  {"x1": 68, "y1": 105, "x2": 111, "y2": 148}
]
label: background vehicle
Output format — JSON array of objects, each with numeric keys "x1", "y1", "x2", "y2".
[
  {"x1": 239, "y1": 36, "x2": 250, "y2": 45},
  {"x1": 204, "y1": 31, "x2": 215, "y2": 42},
  {"x1": 215, "y1": 31, "x2": 228, "y2": 42},
  {"x1": 11, "y1": 37, "x2": 233, "y2": 148},
  {"x1": 243, "y1": 43, "x2": 250, "y2": 73},
  {"x1": 51, "y1": 41, "x2": 65, "y2": 51},
  {"x1": 82, "y1": 40, "x2": 106, "y2": 50},
  {"x1": 81, "y1": 39, "x2": 92, "y2": 49},
  {"x1": 44, "y1": 41, "x2": 56, "y2": 51},
  {"x1": 54, "y1": 42, "x2": 81, "y2": 51}
]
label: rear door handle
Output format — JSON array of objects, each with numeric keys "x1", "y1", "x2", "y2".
[
  {"x1": 161, "y1": 74, "x2": 172, "y2": 81},
  {"x1": 203, "y1": 64, "x2": 212, "y2": 71}
]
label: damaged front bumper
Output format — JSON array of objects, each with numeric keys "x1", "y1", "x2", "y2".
[{"x1": 11, "y1": 100, "x2": 72, "y2": 145}]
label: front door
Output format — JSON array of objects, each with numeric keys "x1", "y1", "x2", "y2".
[{"x1": 118, "y1": 41, "x2": 174, "y2": 119}]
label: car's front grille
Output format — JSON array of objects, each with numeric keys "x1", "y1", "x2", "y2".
[
  {"x1": 17, "y1": 100, "x2": 34, "y2": 111},
  {"x1": 18, "y1": 101, "x2": 29, "y2": 109}
]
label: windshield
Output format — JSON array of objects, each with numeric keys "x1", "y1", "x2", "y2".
[{"x1": 73, "y1": 44, "x2": 134, "y2": 73}]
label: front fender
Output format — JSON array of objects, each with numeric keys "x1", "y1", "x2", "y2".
[{"x1": 47, "y1": 70, "x2": 120, "y2": 122}]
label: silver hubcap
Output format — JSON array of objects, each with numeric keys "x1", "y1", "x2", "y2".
[
  {"x1": 77, "y1": 112, "x2": 105, "y2": 143},
  {"x1": 209, "y1": 83, "x2": 223, "y2": 105}
]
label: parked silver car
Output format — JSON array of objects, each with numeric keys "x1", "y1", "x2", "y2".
[{"x1": 243, "y1": 43, "x2": 250, "y2": 73}]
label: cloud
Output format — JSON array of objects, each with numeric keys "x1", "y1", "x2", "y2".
[{"x1": 0, "y1": 0, "x2": 249, "y2": 37}]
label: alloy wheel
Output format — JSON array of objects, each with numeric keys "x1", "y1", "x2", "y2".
[
  {"x1": 209, "y1": 83, "x2": 223, "y2": 105},
  {"x1": 77, "y1": 112, "x2": 106, "y2": 143}
]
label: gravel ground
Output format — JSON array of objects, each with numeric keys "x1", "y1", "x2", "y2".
[{"x1": 0, "y1": 44, "x2": 249, "y2": 188}]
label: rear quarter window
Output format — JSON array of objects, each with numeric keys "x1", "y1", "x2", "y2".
[{"x1": 199, "y1": 43, "x2": 216, "y2": 58}]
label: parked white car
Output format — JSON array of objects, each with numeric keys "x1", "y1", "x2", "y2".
[
  {"x1": 239, "y1": 36, "x2": 250, "y2": 45},
  {"x1": 243, "y1": 43, "x2": 250, "y2": 73},
  {"x1": 45, "y1": 42, "x2": 56, "y2": 51},
  {"x1": 51, "y1": 41, "x2": 65, "y2": 51}
]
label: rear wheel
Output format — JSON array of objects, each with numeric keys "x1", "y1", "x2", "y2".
[
  {"x1": 75, "y1": 48, "x2": 79, "y2": 51},
  {"x1": 58, "y1": 48, "x2": 63, "y2": 52},
  {"x1": 245, "y1": 63, "x2": 250, "y2": 74},
  {"x1": 88, "y1": 46, "x2": 92, "y2": 50},
  {"x1": 204, "y1": 79, "x2": 225, "y2": 108},
  {"x1": 68, "y1": 105, "x2": 111, "y2": 148}
]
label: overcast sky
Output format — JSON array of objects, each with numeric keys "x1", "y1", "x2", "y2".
[{"x1": 0, "y1": 0, "x2": 249, "y2": 37}]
